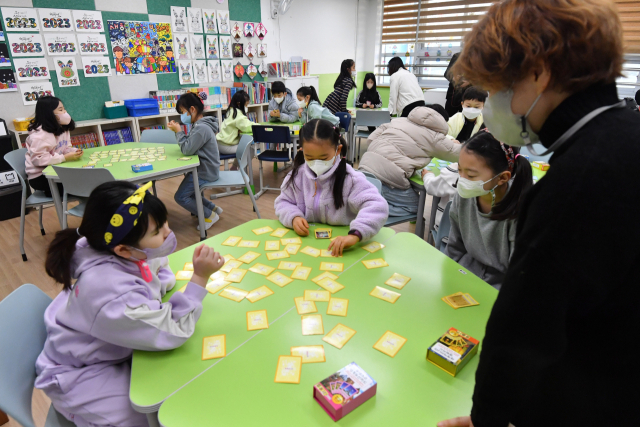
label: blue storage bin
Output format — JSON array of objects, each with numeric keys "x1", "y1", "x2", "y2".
[{"x1": 125, "y1": 98, "x2": 160, "y2": 117}]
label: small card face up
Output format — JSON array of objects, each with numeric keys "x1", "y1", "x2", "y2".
[
  {"x1": 246, "y1": 285, "x2": 274, "y2": 303},
  {"x1": 252, "y1": 226, "x2": 274, "y2": 235},
  {"x1": 222, "y1": 236, "x2": 242, "y2": 246},
  {"x1": 291, "y1": 345, "x2": 325, "y2": 363},
  {"x1": 265, "y1": 240, "x2": 280, "y2": 251},
  {"x1": 271, "y1": 228, "x2": 290, "y2": 238},
  {"x1": 317, "y1": 278, "x2": 345, "y2": 294},
  {"x1": 175, "y1": 270, "x2": 193, "y2": 280},
  {"x1": 315, "y1": 228, "x2": 332, "y2": 239},
  {"x1": 442, "y1": 292, "x2": 479, "y2": 309},
  {"x1": 373, "y1": 331, "x2": 407, "y2": 357},
  {"x1": 312, "y1": 271, "x2": 338, "y2": 284},
  {"x1": 221, "y1": 259, "x2": 243, "y2": 273},
  {"x1": 226, "y1": 268, "x2": 248, "y2": 283},
  {"x1": 274, "y1": 355, "x2": 302, "y2": 384},
  {"x1": 238, "y1": 240, "x2": 260, "y2": 248},
  {"x1": 319, "y1": 262, "x2": 344, "y2": 272},
  {"x1": 202, "y1": 335, "x2": 226, "y2": 360},
  {"x1": 183, "y1": 262, "x2": 194, "y2": 271},
  {"x1": 249, "y1": 263, "x2": 276, "y2": 276},
  {"x1": 370, "y1": 286, "x2": 401, "y2": 303},
  {"x1": 294, "y1": 296, "x2": 317, "y2": 314},
  {"x1": 320, "y1": 249, "x2": 336, "y2": 258},
  {"x1": 266, "y1": 250, "x2": 290, "y2": 261},
  {"x1": 237, "y1": 251, "x2": 261, "y2": 264},
  {"x1": 266, "y1": 272, "x2": 294, "y2": 287},
  {"x1": 361, "y1": 241, "x2": 385, "y2": 253},
  {"x1": 322, "y1": 324, "x2": 356, "y2": 349},
  {"x1": 246, "y1": 309, "x2": 269, "y2": 330},
  {"x1": 301, "y1": 246, "x2": 321, "y2": 257},
  {"x1": 362, "y1": 258, "x2": 389, "y2": 269},
  {"x1": 285, "y1": 244, "x2": 300, "y2": 255},
  {"x1": 326, "y1": 298, "x2": 349, "y2": 316},
  {"x1": 385, "y1": 273, "x2": 411, "y2": 289},
  {"x1": 278, "y1": 261, "x2": 302, "y2": 270},
  {"x1": 301, "y1": 314, "x2": 324, "y2": 335},
  {"x1": 291, "y1": 266, "x2": 312, "y2": 280},
  {"x1": 219, "y1": 286, "x2": 249, "y2": 302},
  {"x1": 281, "y1": 237, "x2": 302, "y2": 245},
  {"x1": 304, "y1": 290, "x2": 330, "y2": 302},
  {"x1": 206, "y1": 279, "x2": 230, "y2": 295}
]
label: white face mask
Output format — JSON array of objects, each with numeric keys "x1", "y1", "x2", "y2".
[
  {"x1": 274, "y1": 96, "x2": 284, "y2": 104},
  {"x1": 306, "y1": 150, "x2": 338, "y2": 176},
  {"x1": 366, "y1": 83, "x2": 374, "y2": 89},
  {"x1": 457, "y1": 174, "x2": 500, "y2": 199},
  {"x1": 351, "y1": 70, "x2": 357, "y2": 77},
  {"x1": 244, "y1": 106, "x2": 248, "y2": 113},
  {"x1": 462, "y1": 107, "x2": 482, "y2": 120},
  {"x1": 483, "y1": 89, "x2": 542, "y2": 147},
  {"x1": 297, "y1": 99, "x2": 307, "y2": 108}
]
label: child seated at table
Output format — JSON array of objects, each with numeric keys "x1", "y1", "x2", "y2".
[
  {"x1": 217, "y1": 90, "x2": 253, "y2": 156},
  {"x1": 296, "y1": 86, "x2": 340, "y2": 127},
  {"x1": 168, "y1": 92, "x2": 222, "y2": 230},
  {"x1": 268, "y1": 81, "x2": 300, "y2": 123},
  {"x1": 447, "y1": 86, "x2": 487, "y2": 143},
  {"x1": 355, "y1": 73, "x2": 383, "y2": 109},
  {"x1": 445, "y1": 130, "x2": 532, "y2": 289},
  {"x1": 420, "y1": 162, "x2": 459, "y2": 231},
  {"x1": 275, "y1": 119, "x2": 388, "y2": 256},
  {"x1": 35, "y1": 181, "x2": 224, "y2": 427}
]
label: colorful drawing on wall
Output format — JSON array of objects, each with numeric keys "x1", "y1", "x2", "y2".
[
  {"x1": 178, "y1": 61, "x2": 192, "y2": 85},
  {"x1": 246, "y1": 62, "x2": 257, "y2": 80},
  {"x1": 13, "y1": 58, "x2": 50, "y2": 81},
  {"x1": 55, "y1": 56, "x2": 80, "y2": 87},
  {"x1": 244, "y1": 22, "x2": 255, "y2": 38},
  {"x1": 231, "y1": 22, "x2": 242, "y2": 41},
  {"x1": 109, "y1": 21, "x2": 175, "y2": 75},
  {"x1": 234, "y1": 61, "x2": 245, "y2": 79},
  {"x1": 232, "y1": 43, "x2": 243, "y2": 58},
  {"x1": 172, "y1": 33, "x2": 191, "y2": 60},
  {"x1": 217, "y1": 10, "x2": 230, "y2": 35},
  {"x1": 77, "y1": 33, "x2": 108, "y2": 55},
  {"x1": 244, "y1": 42, "x2": 255, "y2": 61},
  {"x1": 38, "y1": 8, "x2": 73, "y2": 32},
  {"x1": 259, "y1": 60, "x2": 267, "y2": 78},
  {"x1": 206, "y1": 36, "x2": 219, "y2": 60},
  {"x1": 202, "y1": 9, "x2": 217, "y2": 34},
  {"x1": 221, "y1": 60, "x2": 232, "y2": 82},
  {"x1": 219, "y1": 36, "x2": 232, "y2": 59},
  {"x1": 257, "y1": 43, "x2": 267, "y2": 58},
  {"x1": 208, "y1": 60, "x2": 220, "y2": 83},
  {"x1": 1, "y1": 7, "x2": 40, "y2": 32},
  {"x1": 171, "y1": 7, "x2": 187, "y2": 33},
  {"x1": 72, "y1": 10, "x2": 104, "y2": 32},
  {"x1": 20, "y1": 81, "x2": 53, "y2": 105},
  {"x1": 0, "y1": 69, "x2": 18, "y2": 92},
  {"x1": 0, "y1": 44, "x2": 11, "y2": 67},
  {"x1": 7, "y1": 33, "x2": 44, "y2": 57},
  {"x1": 256, "y1": 23, "x2": 267, "y2": 40},
  {"x1": 191, "y1": 35, "x2": 205, "y2": 60},
  {"x1": 81, "y1": 56, "x2": 112, "y2": 77},
  {"x1": 43, "y1": 33, "x2": 77, "y2": 56},
  {"x1": 193, "y1": 60, "x2": 207, "y2": 84},
  {"x1": 187, "y1": 7, "x2": 203, "y2": 33}
]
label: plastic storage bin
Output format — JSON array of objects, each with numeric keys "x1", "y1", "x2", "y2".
[
  {"x1": 124, "y1": 98, "x2": 160, "y2": 117},
  {"x1": 104, "y1": 104, "x2": 128, "y2": 119},
  {"x1": 13, "y1": 118, "x2": 30, "y2": 131}
]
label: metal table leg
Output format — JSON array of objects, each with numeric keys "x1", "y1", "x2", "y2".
[
  {"x1": 47, "y1": 177, "x2": 64, "y2": 229},
  {"x1": 191, "y1": 167, "x2": 206, "y2": 241}
]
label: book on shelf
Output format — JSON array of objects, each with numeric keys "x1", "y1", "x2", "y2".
[
  {"x1": 103, "y1": 127, "x2": 134, "y2": 146},
  {"x1": 70, "y1": 132, "x2": 99, "y2": 150}
]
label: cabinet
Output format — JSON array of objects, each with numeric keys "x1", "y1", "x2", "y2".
[{"x1": 283, "y1": 76, "x2": 319, "y2": 95}]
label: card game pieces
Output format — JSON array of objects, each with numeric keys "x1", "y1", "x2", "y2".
[
  {"x1": 274, "y1": 355, "x2": 302, "y2": 384},
  {"x1": 320, "y1": 249, "x2": 337, "y2": 258},
  {"x1": 246, "y1": 285, "x2": 274, "y2": 303},
  {"x1": 252, "y1": 226, "x2": 274, "y2": 235},
  {"x1": 317, "y1": 278, "x2": 345, "y2": 294},
  {"x1": 278, "y1": 261, "x2": 302, "y2": 270},
  {"x1": 220, "y1": 259, "x2": 243, "y2": 273},
  {"x1": 442, "y1": 292, "x2": 479, "y2": 309},
  {"x1": 177, "y1": 284, "x2": 188, "y2": 293},
  {"x1": 247, "y1": 309, "x2": 269, "y2": 330},
  {"x1": 326, "y1": 298, "x2": 349, "y2": 316},
  {"x1": 362, "y1": 258, "x2": 389, "y2": 269},
  {"x1": 248, "y1": 263, "x2": 276, "y2": 276},
  {"x1": 361, "y1": 241, "x2": 385, "y2": 253},
  {"x1": 300, "y1": 246, "x2": 321, "y2": 257},
  {"x1": 281, "y1": 237, "x2": 302, "y2": 245},
  {"x1": 291, "y1": 266, "x2": 312, "y2": 280},
  {"x1": 320, "y1": 262, "x2": 344, "y2": 272},
  {"x1": 205, "y1": 278, "x2": 230, "y2": 294},
  {"x1": 238, "y1": 240, "x2": 260, "y2": 248},
  {"x1": 202, "y1": 335, "x2": 226, "y2": 360},
  {"x1": 304, "y1": 290, "x2": 330, "y2": 302},
  {"x1": 285, "y1": 244, "x2": 300, "y2": 255},
  {"x1": 271, "y1": 228, "x2": 290, "y2": 237},
  {"x1": 266, "y1": 250, "x2": 290, "y2": 260},
  {"x1": 237, "y1": 251, "x2": 261, "y2": 264},
  {"x1": 219, "y1": 286, "x2": 248, "y2": 302},
  {"x1": 290, "y1": 345, "x2": 325, "y2": 363},
  {"x1": 265, "y1": 240, "x2": 280, "y2": 251},
  {"x1": 301, "y1": 314, "x2": 324, "y2": 335},
  {"x1": 322, "y1": 323, "x2": 356, "y2": 349},
  {"x1": 385, "y1": 273, "x2": 411, "y2": 289},
  {"x1": 175, "y1": 270, "x2": 193, "y2": 280},
  {"x1": 225, "y1": 268, "x2": 248, "y2": 283},
  {"x1": 311, "y1": 271, "x2": 338, "y2": 284},
  {"x1": 370, "y1": 286, "x2": 401, "y2": 303},
  {"x1": 426, "y1": 328, "x2": 479, "y2": 376},
  {"x1": 313, "y1": 363, "x2": 377, "y2": 421},
  {"x1": 373, "y1": 331, "x2": 407, "y2": 357},
  {"x1": 266, "y1": 271, "x2": 294, "y2": 287},
  {"x1": 222, "y1": 236, "x2": 242, "y2": 246},
  {"x1": 315, "y1": 228, "x2": 332, "y2": 239},
  {"x1": 294, "y1": 296, "x2": 318, "y2": 314}
]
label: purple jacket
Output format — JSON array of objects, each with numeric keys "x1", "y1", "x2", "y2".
[
  {"x1": 35, "y1": 238, "x2": 207, "y2": 393},
  {"x1": 275, "y1": 160, "x2": 389, "y2": 241}
]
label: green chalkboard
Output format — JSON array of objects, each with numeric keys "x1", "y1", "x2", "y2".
[
  {"x1": 229, "y1": 0, "x2": 261, "y2": 23},
  {"x1": 32, "y1": 0, "x2": 95, "y2": 9},
  {"x1": 50, "y1": 71, "x2": 112, "y2": 122},
  {"x1": 146, "y1": 0, "x2": 191, "y2": 16}
]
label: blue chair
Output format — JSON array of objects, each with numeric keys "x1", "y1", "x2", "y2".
[
  {"x1": 352, "y1": 110, "x2": 390, "y2": 162},
  {"x1": 0, "y1": 284, "x2": 75, "y2": 427},
  {"x1": 252, "y1": 125, "x2": 293, "y2": 199},
  {"x1": 519, "y1": 144, "x2": 552, "y2": 163},
  {"x1": 140, "y1": 129, "x2": 178, "y2": 194},
  {"x1": 335, "y1": 112, "x2": 351, "y2": 138},
  {"x1": 210, "y1": 152, "x2": 241, "y2": 199},
  {"x1": 432, "y1": 200, "x2": 452, "y2": 253},
  {"x1": 361, "y1": 170, "x2": 419, "y2": 228},
  {"x1": 363, "y1": 172, "x2": 382, "y2": 194}
]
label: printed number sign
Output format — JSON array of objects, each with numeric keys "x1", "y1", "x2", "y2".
[
  {"x1": 77, "y1": 34, "x2": 108, "y2": 55},
  {"x1": 13, "y1": 58, "x2": 50, "y2": 81},
  {"x1": 2, "y1": 7, "x2": 40, "y2": 32},
  {"x1": 44, "y1": 33, "x2": 77, "y2": 56},
  {"x1": 55, "y1": 56, "x2": 80, "y2": 87},
  {"x1": 20, "y1": 81, "x2": 54, "y2": 106},
  {"x1": 81, "y1": 56, "x2": 111, "y2": 77},
  {"x1": 7, "y1": 33, "x2": 44, "y2": 57},
  {"x1": 38, "y1": 8, "x2": 73, "y2": 32},
  {"x1": 72, "y1": 10, "x2": 104, "y2": 32}
]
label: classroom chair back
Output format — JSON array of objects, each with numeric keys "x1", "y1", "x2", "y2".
[
  {"x1": 252, "y1": 125, "x2": 293, "y2": 199},
  {"x1": 354, "y1": 109, "x2": 391, "y2": 128},
  {"x1": 251, "y1": 124, "x2": 292, "y2": 148},
  {"x1": 433, "y1": 200, "x2": 453, "y2": 253},
  {"x1": 363, "y1": 172, "x2": 383, "y2": 194},
  {"x1": 0, "y1": 284, "x2": 75, "y2": 427},
  {"x1": 140, "y1": 129, "x2": 178, "y2": 144},
  {"x1": 335, "y1": 112, "x2": 351, "y2": 133}
]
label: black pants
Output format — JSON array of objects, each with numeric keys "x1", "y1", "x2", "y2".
[
  {"x1": 29, "y1": 174, "x2": 63, "y2": 198},
  {"x1": 401, "y1": 100, "x2": 426, "y2": 117}
]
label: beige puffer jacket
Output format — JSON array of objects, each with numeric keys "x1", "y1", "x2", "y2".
[{"x1": 359, "y1": 107, "x2": 461, "y2": 189}]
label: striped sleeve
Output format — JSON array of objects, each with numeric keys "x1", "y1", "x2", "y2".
[{"x1": 323, "y1": 79, "x2": 354, "y2": 114}]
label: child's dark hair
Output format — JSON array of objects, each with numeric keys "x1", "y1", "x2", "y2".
[
  {"x1": 387, "y1": 57, "x2": 406, "y2": 76},
  {"x1": 635, "y1": 89, "x2": 640, "y2": 106},
  {"x1": 362, "y1": 72, "x2": 377, "y2": 94},
  {"x1": 225, "y1": 90, "x2": 251, "y2": 119},
  {"x1": 285, "y1": 119, "x2": 349, "y2": 210},
  {"x1": 272, "y1": 81, "x2": 286, "y2": 94},
  {"x1": 424, "y1": 104, "x2": 450, "y2": 122},
  {"x1": 462, "y1": 86, "x2": 488, "y2": 104},
  {"x1": 297, "y1": 86, "x2": 320, "y2": 105},
  {"x1": 28, "y1": 96, "x2": 76, "y2": 136},
  {"x1": 462, "y1": 131, "x2": 532, "y2": 221},
  {"x1": 334, "y1": 59, "x2": 356, "y2": 89},
  {"x1": 176, "y1": 92, "x2": 204, "y2": 115},
  {"x1": 45, "y1": 181, "x2": 168, "y2": 291}
]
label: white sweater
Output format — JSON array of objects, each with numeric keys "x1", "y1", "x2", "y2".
[
  {"x1": 420, "y1": 163, "x2": 459, "y2": 229},
  {"x1": 388, "y1": 68, "x2": 424, "y2": 115}
]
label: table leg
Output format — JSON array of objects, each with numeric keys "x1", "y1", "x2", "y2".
[
  {"x1": 426, "y1": 195, "x2": 441, "y2": 245},
  {"x1": 248, "y1": 143, "x2": 255, "y2": 189},
  {"x1": 191, "y1": 168, "x2": 206, "y2": 241},
  {"x1": 415, "y1": 187, "x2": 426, "y2": 240},
  {"x1": 146, "y1": 412, "x2": 160, "y2": 427},
  {"x1": 47, "y1": 177, "x2": 63, "y2": 229}
]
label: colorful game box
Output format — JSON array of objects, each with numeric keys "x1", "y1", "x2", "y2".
[
  {"x1": 132, "y1": 163, "x2": 153, "y2": 172},
  {"x1": 313, "y1": 362, "x2": 377, "y2": 421},
  {"x1": 426, "y1": 327, "x2": 479, "y2": 376}
]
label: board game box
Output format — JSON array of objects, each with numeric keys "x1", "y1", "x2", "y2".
[{"x1": 426, "y1": 327, "x2": 479, "y2": 376}]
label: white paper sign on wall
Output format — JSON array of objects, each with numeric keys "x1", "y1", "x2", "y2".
[
  {"x1": 72, "y1": 10, "x2": 104, "y2": 32},
  {"x1": 77, "y1": 33, "x2": 108, "y2": 55},
  {"x1": 81, "y1": 56, "x2": 112, "y2": 77},
  {"x1": 7, "y1": 33, "x2": 45, "y2": 57},
  {"x1": 187, "y1": 7, "x2": 203, "y2": 33},
  {"x1": 44, "y1": 33, "x2": 78, "y2": 56},
  {"x1": 178, "y1": 61, "x2": 193, "y2": 85},
  {"x1": 202, "y1": 9, "x2": 217, "y2": 34},
  {"x1": 38, "y1": 9, "x2": 73, "y2": 32},
  {"x1": 171, "y1": 7, "x2": 187, "y2": 33},
  {"x1": 1, "y1": 7, "x2": 40, "y2": 32},
  {"x1": 13, "y1": 58, "x2": 50, "y2": 81},
  {"x1": 20, "y1": 81, "x2": 55, "y2": 106},
  {"x1": 54, "y1": 56, "x2": 81, "y2": 87}
]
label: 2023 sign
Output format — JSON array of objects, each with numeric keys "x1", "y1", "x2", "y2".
[
  {"x1": 5, "y1": 17, "x2": 37, "y2": 29},
  {"x1": 84, "y1": 64, "x2": 110, "y2": 75},
  {"x1": 42, "y1": 18, "x2": 71, "y2": 29},
  {"x1": 47, "y1": 43, "x2": 76, "y2": 54},
  {"x1": 18, "y1": 67, "x2": 48, "y2": 78},
  {"x1": 24, "y1": 90, "x2": 53, "y2": 102},
  {"x1": 76, "y1": 19, "x2": 102, "y2": 30},
  {"x1": 12, "y1": 43, "x2": 43, "y2": 54},
  {"x1": 80, "y1": 43, "x2": 106, "y2": 53}
]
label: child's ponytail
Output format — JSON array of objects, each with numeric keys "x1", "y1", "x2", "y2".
[
  {"x1": 45, "y1": 228, "x2": 82, "y2": 291},
  {"x1": 297, "y1": 86, "x2": 321, "y2": 105}
]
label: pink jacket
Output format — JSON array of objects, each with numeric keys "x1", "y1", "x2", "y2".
[
  {"x1": 25, "y1": 126, "x2": 75, "y2": 179},
  {"x1": 275, "y1": 160, "x2": 389, "y2": 241}
]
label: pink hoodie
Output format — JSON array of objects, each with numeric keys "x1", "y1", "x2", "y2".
[{"x1": 25, "y1": 126, "x2": 75, "y2": 180}]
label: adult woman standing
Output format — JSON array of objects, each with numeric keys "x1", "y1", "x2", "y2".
[
  {"x1": 323, "y1": 59, "x2": 357, "y2": 115},
  {"x1": 438, "y1": 0, "x2": 640, "y2": 426},
  {"x1": 387, "y1": 57, "x2": 424, "y2": 117}
]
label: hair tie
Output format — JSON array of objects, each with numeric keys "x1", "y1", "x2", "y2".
[
  {"x1": 515, "y1": 154, "x2": 521, "y2": 160},
  {"x1": 499, "y1": 142, "x2": 515, "y2": 171},
  {"x1": 76, "y1": 228, "x2": 82, "y2": 237}
]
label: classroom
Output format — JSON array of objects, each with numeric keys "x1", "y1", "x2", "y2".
[{"x1": 0, "y1": 0, "x2": 637, "y2": 426}]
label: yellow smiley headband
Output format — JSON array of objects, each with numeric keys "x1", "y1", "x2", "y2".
[{"x1": 104, "y1": 181, "x2": 153, "y2": 247}]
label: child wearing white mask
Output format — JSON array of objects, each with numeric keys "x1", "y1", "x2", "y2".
[
  {"x1": 356, "y1": 73, "x2": 382, "y2": 109},
  {"x1": 268, "y1": 81, "x2": 299, "y2": 123},
  {"x1": 446, "y1": 86, "x2": 488, "y2": 143},
  {"x1": 323, "y1": 59, "x2": 357, "y2": 115},
  {"x1": 445, "y1": 130, "x2": 532, "y2": 289},
  {"x1": 297, "y1": 86, "x2": 340, "y2": 127}
]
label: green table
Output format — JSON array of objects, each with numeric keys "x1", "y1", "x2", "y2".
[
  {"x1": 42, "y1": 142, "x2": 208, "y2": 240},
  {"x1": 130, "y1": 219, "x2": 498, "y2": 426}
]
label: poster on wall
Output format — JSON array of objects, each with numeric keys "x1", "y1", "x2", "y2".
[
  {"x1": 191, "y1": 34, "x2": 205, "y2": 60},
  {"x1": 257, "y1": 43, "x2": 267, "y2": 58},
  {"x1": 171, "y1": 7, "x2": 187, "y2": 33},
  {"x1": 20, "y1": 81, "x2": 53, "y2": 105},
  {"x1": 193, "y1": 60, "x2": 206, "y2": 84},
  {"x1": 217, "y1": 10, "x2": 230, "y2": 35},
  {"x1": 208, "y1": 60, "x2": 220, "y2": 83},
  {"x1": 187, "y1": 7, "x2": 203, "y2": 33},
  {"x1": 81, "y1": 56, "x2": 112, "y2": 77},
  {"x1": 202, "y1": 9, "x2": 217, "y2": 34},
  {"x1": 109, "y1": 21, "x2": 175, "y2": 75},
  {"x1": 0, "y1": 43, "x2": 11, "y2": 67},
  {"x1": 13, "y1": 58, "x2": 50, "y2": 81},
  {"x1": 219, "y1": 36, "x2": 232, "y2": 59},
  {"x1": 1, "y1": 7, "x2": 40, "y2": 32},
  {"x1": 72, "y1": 10, "x2": 104, "y2": 32},
  {"x1": 38, "y1": 8, "x2": 73, "y2": 32},
  {"x1": 178, "y1": 60, "x2": 192, "y2": 85},
  {"x1": 221, "y1": 60, "x2": 232, "y2": 82},
  {"x1": 0, "y1": 69, "x2": 18, "y2": 92},
  {"x1": 206, "y1": 36, "x2": 218, "y2": 60},
  {"x1": 54, "y1": 56, "x2": 80, "y2": 87},
  {"x1": 173, "y1": 33, "x2": 191, "y2": 60},
  {"x1": 77, "y1": 33, "x2": 108, "y2": 55},
  {"x1": 43, "y1": 33, "x2": 77, "y2": 56},
  {"x1": 7, "y1": 33, "x2": 44, "y2": 57}
]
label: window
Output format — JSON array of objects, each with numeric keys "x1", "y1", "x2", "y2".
[{"x1": 615, "y1": 1, "x2": 640, "y2": 97}]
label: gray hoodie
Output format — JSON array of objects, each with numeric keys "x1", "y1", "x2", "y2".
[
  {"x1": 176, "y1": 116, "x2": 220, "y2": 182},
  {"x1": 268, "y1": 88, "x2": 299, "y2": 123}
]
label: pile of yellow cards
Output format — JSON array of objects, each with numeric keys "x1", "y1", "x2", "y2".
[
  {"x1": 274, "y1": 356, "x2": 302, "y2": 384},
  {"x1": 301, "y1": 314, "x2": 324, "y2": 335},
  {"x1": 322, "y1": 323, "x2": 356, "y2": 349},
  {"x1": 202, "y1": 335, "x2": 226, "y2": 360},
  {"x1": 290, "y1": 345, "x2": 325, "y2": 363},
  {"x1": 442, "y1": 292, "x2": 479, "y2": 309},
  {"x1": 252, "y1": 226, "x2": 274, "y2": 235},
  {"x1": 247, "y1": 310, "x2": 269, "y2": 331},
  {"x1": 373, "y1": 331, "x2": 407, "y2": 358},
  {"x1": 183, "y1": 262, "x2": 194, "y2": 271},
  {"x1": 370, "y1": 286, "x2": 401, "y2": 303}
]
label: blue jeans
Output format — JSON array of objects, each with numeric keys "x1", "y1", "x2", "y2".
[
  {"x1": 174, "y1": 173, "x2": 217, "y2": 218},
  {"x1": 381, "y1": 183, "x2": 420, "y2": 217}
]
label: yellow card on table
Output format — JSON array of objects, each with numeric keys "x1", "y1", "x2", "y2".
[
  {"x1": 238, "y1": 240, "x2": 260, "y2": 248},
  {"x1": 385, "y1": 273, "x2": 411, "y2": 289},
  {"x1": 319, "y1": 262, "x2": 344, "y2": 272},
  {"x1": 271, "y1": 228, "x2": 290, "y2": 238},
  {"x1": 266, "y1": 250, "x2": 290, "y2": 261},
  {"x1": 220, "y1": 259, "x2": 243, "y2": 273},
  {"x1": 442, "y1": 292, "x2": 479, "y2": 309},
  {"x1": 322, "y1": 324, "x2": 357, "y2": 349},
  {"x1": 246, "y1": 285, "x2": 274, "y2": 303},
  {"x1": 246, "y1": 309, "x2": 269, "y2": 331},
  {"x1": 327, "y1": 298, "x2": 349, "y2": 316},
  {"x1": 317, "y1": 278, "x2": 345, "y2": 294},
  {"x1": 291, "y1": 345, "x2": 325, "y2": 363},
  {"x1": 267, "y1": 272, "x2": 294, "y2": 288},
  {"x1": 300, "y1": 246, "x2": 321, "y2": 257},
  {"x1": 294, "y1": 296, "x2": 317, "y2": 314},
  {"x1": 265, "y1": 240, "x2": 280, "y2": 251},
  {"x1": 320, "y1": 249, "x2": 337, "y2": 258},
  {"x1": 222, "y1": 236, "x2": 242, "y2": 246},
  {"x1": 311, "y1": 271, "x2": 338, "y2": 284},
  {"x1": 175, "y1": 270, "x2": 193, "y2": 281},
  {"x1": 362, "y1": 258, "x2": 389, "y2": 269},
  {"x1": 285, "y1": 244, "x2": 300, "y2": 255},
  {"x1": 370, "y1": 286, "x2": 401, "y2": 303},
  {"x1": 202, "y1": 335, "x2": 226, "y2": 360},
  {"x1": 278, "y1": 261, "x2": 302, "y2": 270},
  {"x1": 226, "y1": 268, "x2": 248, "y2": 283},
  {"x1": 373, "y1": 331, "x2": 408, "y2": 358},
  {"x1": 219, "y1": 286, "x2": 248, "y2": 302},
  {"x1": 249, "y1": 263, "x2": 275, "y2": 276},
  {"x1": 237, "y1": 251, "x2": 261, "y2": 264},
  {"x1": 304, "y1": 290, "x2": 330, "y2": 302},
  {"x1": 362, "y1": 241, "x2": 385, "y2": 253},
  {"x1": 291, "y1": 266, "x2": 312, "y2": 281},
  {"x1": 103, "y1": 163, "x2": 113, "y2": 167},
  {"x1": 281, "y1": 237, "x2": 302, "y2": 245},
  {"x1": 274, "y1": 355, "x2": 302, "y2": 384},
  {"x1": 301, "y1": 314, "x2": 324, "y2": 335},
  {"x1": 252, "y1": 226, "x2": 274, "y2": 235},
  {"x1": 177, "y1": 284, "x2": 187, "y2": 293},
  {"x1": 205, "y1": 277, "x2": 230, "y2": 295},
  {"x1": 183, "y1": 262, "x2": 194, "y2": 271}
]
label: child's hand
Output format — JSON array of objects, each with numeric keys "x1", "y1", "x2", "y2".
[
  {"x1": 64, "y1": 151, "x2": 83, "y2": 162},
  {"x1": 298, "y1": 108, "x2": 303, "y2": 117},
  {"x1": 421, "y1": 169, "x2": 434, "y2": 179},
  {"x1": 292, "y1": 216, "x2": 309, "y2": 236},
  {"x1": 328, "y1": 235, "x2": 359, "y2": 257},
  {"x1": 191, "y1": 244, "x2": 225, "y2": 287},
  {"x1": 167, "y1": 121, "x2": 181, "y2": 133}
]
